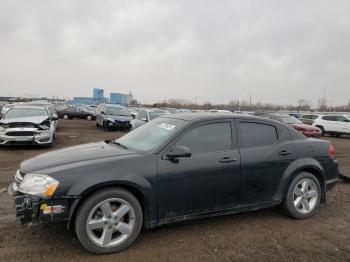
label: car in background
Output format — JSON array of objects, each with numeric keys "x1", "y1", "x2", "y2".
[
  {"x1": 288, "y1": 112, "x2": 301, "y2": 119},
  {"x1": 96, "y1": 104, "x2": 133, "y2": 131},
  {"x1": 264, "y1": 113, "x2": 321, "y2": 138},
  {"x1": 58, "y1": 106, "x2": 96, "y2": 120},
  {"x1": 312, "y1": 114, "x2": 350, "y2": 137},
  {"x1": 208, "y1": 109, "x2": 232, "y2": 113},
  {"x1": 0, "y1": 105, "x2": 57, "y2": 146},
  {"x1": 8, "y1": 113, "x2": 338, "y2": 254},
  {"x1": 130, "y1": 108, "x2": 170, "y2": 130},
  {"x1": 0, "y1": 103, "x2": 15, "y2": 117},
  {"x1": 300, "y1": 114, "x2": 320, "y2": 125}
]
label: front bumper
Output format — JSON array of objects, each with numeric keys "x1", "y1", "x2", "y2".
[
  {"x1": 108, "y1": 121, "x2": 131, "y2": 130},
  {"x1": 8, "y1": 182, "x2": 69, "y2": 224},
  {"x1": 0, "y1": 128, "x2": 53, "y2": 145}
]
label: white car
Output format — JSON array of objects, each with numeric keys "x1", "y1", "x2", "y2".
[{"x1": 312, "y1": 114, "x2": 350, "y2": 137}]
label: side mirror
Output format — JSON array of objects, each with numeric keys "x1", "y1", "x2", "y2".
[
  {"x1": 131, "y1": 113, "x2": 136, "y2": 119},
  {"x1": 52, "y1": 114, "x2": 58, "y2": 121},
  {"x1": 101, "y1": 111, "x2": 105, "y2": 115},
  {"x1": 166, "y1": 146, "x2": 191, "y2": 159}
]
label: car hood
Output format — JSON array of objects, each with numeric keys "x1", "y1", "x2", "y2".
[
  {"x1": 290, "y1": 123, "x2": 320, "y2": 131},
  {"x1": 0, "y1": 116, "x2": 49, "y2": 125},
  {"x1": 20, "y1": 141, "x2": 137, "y2": 173},
  {"x1": 106, "y1": 115, "x2": 132, "y2": 121}
]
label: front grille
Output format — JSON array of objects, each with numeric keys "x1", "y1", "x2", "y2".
[
  {"x1": 6, "y1": 131, "x2": 35, "y2": 136},
  {"x1": 8, "y1": 123, "x2": 36, "y2": 128}
]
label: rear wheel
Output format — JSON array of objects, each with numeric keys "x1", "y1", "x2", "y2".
[
  {"x1": 317, "y1": 126, "x2": 325, "y2": 136},
  {"x1": 75, "y1": 188, "x2": 143, "y2": 254},
  {"x1": 283, "y1": 172, "x2": 321, "y2": 219}
]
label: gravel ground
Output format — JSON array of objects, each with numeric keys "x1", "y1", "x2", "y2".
[{"x1": 0, "y1": 119, "x2": 350, "y2": 262}]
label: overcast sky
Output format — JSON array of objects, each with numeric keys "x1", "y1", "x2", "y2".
[{"x1": 0, "y1": 0, "x2": 349, "y2": 106}]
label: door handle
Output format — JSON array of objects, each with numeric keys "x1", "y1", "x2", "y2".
[
  {"x1": 279, "y1": 150, "x2": 292, "y2": 156},
  {"x1": 219, "y1": 157, "x2": 237, "y2": 163}
]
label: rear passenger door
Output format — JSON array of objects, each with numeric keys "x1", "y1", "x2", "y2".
[{"x1": 237, "y1": 120, "x2": 295, "y2": 204}]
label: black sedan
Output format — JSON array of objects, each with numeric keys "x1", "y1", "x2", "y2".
[
  {"x1": 57, "y1": 107, "x2": 96, "y2": 120},
  {"x1": 8, "y1": 113, "x2": 339, "y2": 254}
]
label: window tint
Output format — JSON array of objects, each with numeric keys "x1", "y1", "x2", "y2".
[
  {"x1": 322, "y1": 116, "x2": 336, "y2": 121},
  {"x1": 336, "y1": 116, "x2": 348, "y2": 122},
  {"x1": 176, "y1": 122, "x2": 232, "y2": 154},
  {"x1": 240, "y1": 122, "x2": 277, "y2": 148}
]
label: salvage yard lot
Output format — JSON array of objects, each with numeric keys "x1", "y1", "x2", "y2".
[{"x1": 0, "y1": 119, "x2": 350, "y2": 262}]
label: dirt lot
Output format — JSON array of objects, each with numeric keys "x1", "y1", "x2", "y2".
[{"x1": 0, "y1": 120, "x2": 350, "y2": 262}]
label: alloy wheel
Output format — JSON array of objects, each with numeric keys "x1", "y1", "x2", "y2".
[
  {"x1": 293, "y1": 178, "x2": 319, "y2": 214},
  {"x1": 86, "y1": 198, "x2": 136, "y2": 247}
]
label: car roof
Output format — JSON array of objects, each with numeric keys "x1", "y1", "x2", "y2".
[
  {"x1": 159, "y1": 112, "x2": 267, "y2": 122},
  {"x1": 9, "y1": 105, "x2": 48, "y2": 110}
]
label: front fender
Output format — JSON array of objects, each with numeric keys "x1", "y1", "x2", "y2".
[{"x1": 273, "y1": 157, "x2": 326, "y2": 203}]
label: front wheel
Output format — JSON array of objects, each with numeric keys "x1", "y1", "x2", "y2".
[
  {"x1": 282, "y1": 172, "x2": 321, "y2": 219},
  {"x1": 87, "y1": 115, "x2": 92, "y2": 121},
  {"x1": 75, "y1": 188, "x2": 143, "y2": 254}
]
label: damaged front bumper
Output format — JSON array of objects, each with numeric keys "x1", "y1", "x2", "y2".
[
  {"x1": 8, "y1": 182, "x2": 69, "y2": 224},
  {"x1": 0, "y1": 128, "x2": 53, "y2": 145}
]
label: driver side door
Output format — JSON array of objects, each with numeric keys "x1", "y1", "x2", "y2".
[{"x1": 157, "y1": 120, "x2": 241, "y2": 220}]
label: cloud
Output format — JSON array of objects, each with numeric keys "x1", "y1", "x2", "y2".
[{"x1": 0, "y1": 0, "x2": 349, "y2": 106}]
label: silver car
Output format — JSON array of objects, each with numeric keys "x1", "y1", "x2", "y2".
[{"x1": 0, "y1": 106, "x2": 57, "y2": 146}]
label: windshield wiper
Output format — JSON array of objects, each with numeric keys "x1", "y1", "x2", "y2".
[{"x1": 107, "y1": 140, "x2": 128, "y2": 149}]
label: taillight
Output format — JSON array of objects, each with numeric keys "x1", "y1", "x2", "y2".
[{"x1": 329, "y1": 144, "x2": 335, "y2": 159}]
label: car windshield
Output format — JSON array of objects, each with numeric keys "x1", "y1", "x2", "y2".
[
  {"x1": 4, "y1": 108, "x2": 48, "y2": 119},
  {"x1": 149, "y1": 111, "x2": 169, "y2": 120},
  {"x1": 279, "y1": 115, "x2": 302, "y2": 124},
  {"x1": 115, "y1": 117, "x2": 187, "y2": 152},
  {"x1": 106, "y1": 107, "x2": 130, "y2": 116}
]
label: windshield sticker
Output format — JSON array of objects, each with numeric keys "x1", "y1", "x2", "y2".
[{"x1": 158, "y1": 123, "x2": 176, "y2": 131}]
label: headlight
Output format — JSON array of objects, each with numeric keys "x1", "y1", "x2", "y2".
[
  {"x1": 107, "y1": 117, "x2": 115, "y2": 122},
  {"x1": 18, "y1": 174, "x2": 59, "y2": 198}
]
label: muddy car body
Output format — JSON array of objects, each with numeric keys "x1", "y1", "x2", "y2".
[{"x1": 9, "y1": 113, "x2": 338, "y2": 254}]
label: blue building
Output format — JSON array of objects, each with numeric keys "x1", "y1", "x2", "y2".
[
  {"x1": 93, "y1": 88, "x2": 104, "y2": 101},
  {"x1": 110, "y1": 93, "x2": 133, "y2": 105}
]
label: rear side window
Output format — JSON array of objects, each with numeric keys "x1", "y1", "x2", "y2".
[
  {"x1": 240, "y1": 122, "x2": 278, "y2": 148},
  {"x1": 176, "y1": 122, "x2": 232, "y2": 154},
  {"x1": 322, "y1": 116, "x2": 336, "y2": 121}
]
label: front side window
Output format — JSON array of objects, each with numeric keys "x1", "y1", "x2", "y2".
[
  {"x1": 175, "y1": 122, "x2": 232, "y2": 154},
  {"x1": 4, "y1": 108, "x2": 48, "y2": 119},
  {"x1": 336, "y1": 116, "x2": 348, "y2": 122},
  {"x1": 240, "y1": 122, "x2": 278, "y2": 148}
]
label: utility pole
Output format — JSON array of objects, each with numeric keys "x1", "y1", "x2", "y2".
[{"x1": 249, "y1": 94, "x2": 252, "y2": 108}]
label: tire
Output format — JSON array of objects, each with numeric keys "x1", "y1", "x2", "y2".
[
  {"x1": 317, "y1": 126, "x2": 325, "y2": 136},
  {"x1": 75, "y1": 188, "x2": 143, "y2": 254},
  {"x1": 282, "y1": 172, "x2": 321, "y2": 219},
  {"x1": 63, "y1": 114, "x2": 69, "y2": 120},
  {"x1": 103, "y1": 121, "x2": 109, "y2": 131},
  {"x1": 87, "y1": 115, "x2": 92, "y2": 121}
]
